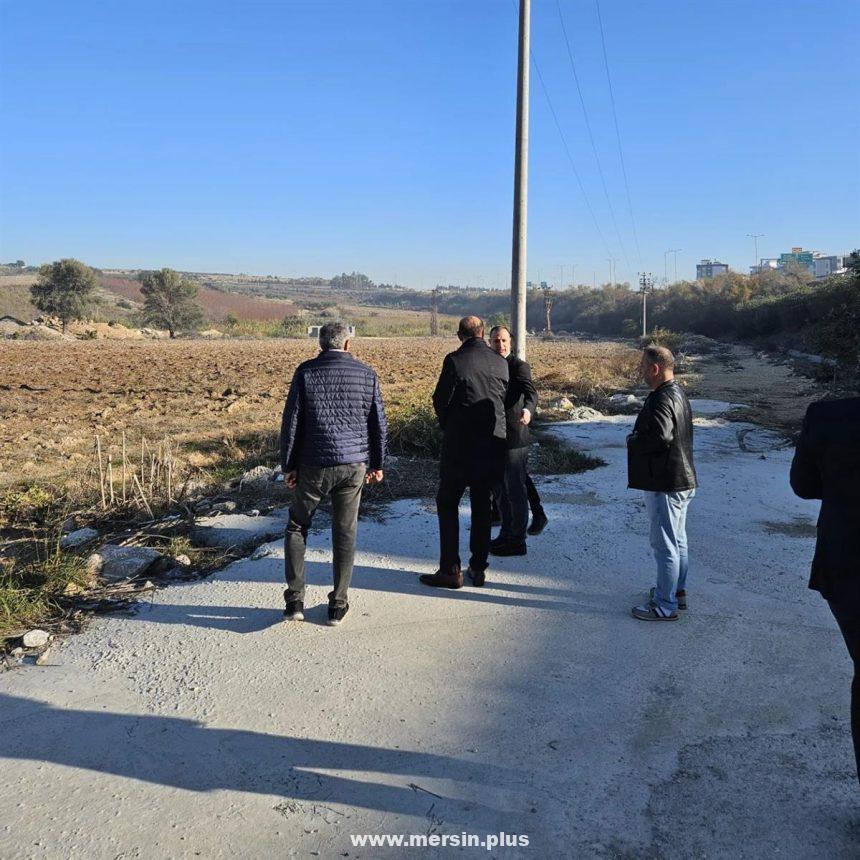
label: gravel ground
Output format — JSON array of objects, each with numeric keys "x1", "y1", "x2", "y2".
[{"x1": 0, "y1": 402, "x2": 857, "y2": 858}]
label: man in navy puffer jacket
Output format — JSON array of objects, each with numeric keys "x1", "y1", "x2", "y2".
[{"x1": 280, "y1": 322, "x2": 387, "y2": 626}]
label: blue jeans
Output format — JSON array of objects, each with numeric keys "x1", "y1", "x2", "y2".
[{"x1": 645, "y1": 489, "x2": 695, "y2": 612}]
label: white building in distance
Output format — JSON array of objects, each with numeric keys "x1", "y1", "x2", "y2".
[{"x1": 696, "y1": 259, "x2": 729, "y2": 279}]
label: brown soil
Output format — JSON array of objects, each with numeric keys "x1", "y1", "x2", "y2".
[
  {"x1": 0, "y1": 337, "x2": 638, "y2": 491},
  {"x1": 679, "y1": 342, "x2": 826, "y2": 434}
]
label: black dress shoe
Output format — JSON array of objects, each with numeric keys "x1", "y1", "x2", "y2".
[
  {"x1": 527, "y1": 510, "x2": 548, "y2": 536},
  {"x1": 467, "y1": 566, "x2": 486, "y2": 587},
  {"x1": 419, "y1": 569, "x2": 464, "y2": 589},
  {"x1": 489, "y1": 541, "x2": 527, "y2": 557}
]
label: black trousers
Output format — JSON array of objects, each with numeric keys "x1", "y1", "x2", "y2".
[
  {"x1": 526, "y1": 473, "x2": 543, "y2": 515},
  {"x1": 827, "y1": 578, "x2": 860, "y2": 783},
  {"x1": 437, "y1": 459, "x2": 498, "y2": 574},
  {"x1": 492, "y1": 473, "x2": 543, "y2": 521}
]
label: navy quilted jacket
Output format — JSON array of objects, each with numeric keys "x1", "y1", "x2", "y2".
[{"x1": 280, "y1": 350, "x2": 387, "y2": 472}]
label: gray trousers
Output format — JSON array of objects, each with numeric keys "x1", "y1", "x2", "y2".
[
  {"x1": 499, "y1": 446, "x2": 530, "y2": 543},
  {"x1": 284, "y1": 463, "x2": 365, "y2": 608}
]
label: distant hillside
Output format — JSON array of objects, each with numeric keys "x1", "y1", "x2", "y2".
[
  {"x1": 100, "y1": 276, "x2": 299, "y2": 322},
  {"x1": 0, "y1": 275, "x2": 37, "y2": 320}
]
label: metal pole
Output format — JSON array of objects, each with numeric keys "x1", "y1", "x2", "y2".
[
  {"x1": 747, "y1": 233, "x2": 764, "y2": 272},
  {"x1": 643, "y1": 291, "x2": 647, "y2": 337},
  {"x1": 511, "y1": 0, "x2": 530, "y2": 360}
]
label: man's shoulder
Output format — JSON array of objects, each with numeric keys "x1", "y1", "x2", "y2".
[
  {"x1": 508, "y1": 355, "x2": 531, "y2": 374},
  {"x1": 298, "y1": 352, "x2": 376, "y2": 380},
  {"x1": 805, "y1": 397, "x2": 860, "y2": 425}
]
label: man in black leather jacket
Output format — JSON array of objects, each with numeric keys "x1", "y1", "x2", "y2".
[
  {"x1": 421, "y1": 316, "x2": 508, "y2": 589},
  {"x1": 790, "y1": 397, "x2": 860, "y2": 782},
  {"x1": 627, "y1": 345, "x2": 698, "y2": 621}
]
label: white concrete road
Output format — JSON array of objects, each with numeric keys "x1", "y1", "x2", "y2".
[{"x1": 1, "y1": 406, "x2": 857, "y2": 858}]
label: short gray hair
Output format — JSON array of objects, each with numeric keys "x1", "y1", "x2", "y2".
[
  {"x1": 319, "y1": 321, "x2": 350, "y2": 350},
  {"x1": 642, "y1": 344, "x2": 675, "y2": 369}
]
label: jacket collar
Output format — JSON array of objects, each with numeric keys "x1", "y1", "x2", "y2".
[{"x1": 458, "y1": 337, "x2": 487, "y2": 351}]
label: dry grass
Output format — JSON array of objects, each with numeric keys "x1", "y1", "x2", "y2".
[
  {"x1": 0, "y1": 336, "x2": 637, "y2": 494},
  {"x1": 0, "y1": 335, "x2": 637, "y2": 641}
]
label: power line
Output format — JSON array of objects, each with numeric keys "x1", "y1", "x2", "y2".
[
  {"x1": 555, "y1": 0, "x2": 631, "y2": 274},
  {"x1": 594, "y1": 0, "x2": 643, "y2": 268},
  {"x1": 529, "y1": 51, "x2": 616, "y2": 263}
]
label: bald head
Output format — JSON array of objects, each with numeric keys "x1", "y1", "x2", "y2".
[{"x1": 458, "y1": 315, "x2": 484, "y2": 341}]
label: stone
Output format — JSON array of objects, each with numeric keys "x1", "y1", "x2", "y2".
[
  {"x1": 568, "y1": 406, "x2": 604, "y2": 421},
  {"x1": 239, "y1": 465, "x2": 275, "y2": 489},
  {"x1": 61, "y1": 516, "x2": 79, "y2": 534},
  {"x1": 607, "y1": 393, "x2": 645, "y2": 414},
  {"x1": 212, "y1": 500, "x2": 237, "y2": 513},
  {"x1": 87, "y1": 545, "x2": 167, "y2": 582},
  {"x1": 22, "y1": 629, "x2": 50, "y2": 648},
  {"x1": 59, "y1": 527, "x2": 99, "y2": 550},
  {"x1": 549, "y1": 397, "x2": 575, "y2": 411},
  {"x1": 174, "y1": 554, "x2": 192, "y2": 567},
  {"x1": 191, "y1": 510, "x2": 290, "y2": 551}
]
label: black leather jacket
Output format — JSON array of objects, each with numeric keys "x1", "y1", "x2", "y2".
[{"x1": 627, "y1": 380, "x2": 698, "y2": 492}]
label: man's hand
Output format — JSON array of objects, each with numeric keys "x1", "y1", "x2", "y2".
[
  {"x1": 285, "y1": 470, "x2": 298, "y2": 489},
  {"x1": 365, "y1": 470, "x2": 384, "y2": 485},
  {"x1": 519, "y1": 408, "x2": 532, "y2": 425}
]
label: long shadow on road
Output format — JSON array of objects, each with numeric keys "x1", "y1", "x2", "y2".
[{"x1": 0, "y1": 692, "x2": 518, "y2": 819}]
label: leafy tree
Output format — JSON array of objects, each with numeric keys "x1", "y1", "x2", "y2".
[
  {"x1": 815, "y1": 251, "x2": 860, "y2": 382},
  {"x1": 330, "y1": 271, "x2": 374, "y2": 291},
  {"x1": 224, "y1": 313, "x2": 239, "y2": 328},
  {"x1": 281, "y1": 315, "x2": 307, "y2": 337},
  {"x1": 30, "y1": 258, "x2": 97, "y2": 332},
  {"x1": 139, "y1": 268, "x2": 204, "y2": 338}
]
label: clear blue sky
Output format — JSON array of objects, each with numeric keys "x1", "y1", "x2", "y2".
[{"x1": 1, "y1": 0, "x2": 857, "y2": 288}]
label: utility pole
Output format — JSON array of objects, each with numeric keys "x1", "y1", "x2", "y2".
[
  {"x1": 510, "y1": 0, "x2": 530, "y2": 359},
  {"x1": 607, "y1": 257, "x2": 616, "y2": 286},
  {"x1": 747, "y1": 233, "x2": 764, "y2": 272},
  {"x1": 542, "y1": 283, "x2": 554, "y2": 336},
  {"x1": 666, "y1": 248, "x2": 681, "y2": 283},
  {"x1": 638, "y1": 272, "x2": 653, "y2": 337},
  {"x1": 430, "y1": 288, "x2": 439, "y2": 336}
]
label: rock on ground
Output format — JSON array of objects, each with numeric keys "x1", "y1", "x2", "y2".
[
  {"x1": 86, "y1": 545, "x2": 167, "y2": 582},
  {"x1": 21, "y1": 630, "x2": 50, "y2": 648},
  {"x1": 59, "y1": 527, "x2": 99, "y2": 550},
  {"x1": 191, "y1": 510, "x2": 289, "y2": 551}
]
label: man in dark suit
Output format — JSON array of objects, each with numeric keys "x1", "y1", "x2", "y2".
[
  {"x1": 421, "y1": 316, "x2": 508, "y2": 589},
  {"x1": 488, "y1": 324, "x2": 539, "y2": 557},
  {"x1": 790, "y1": 397, "x2": 860, "y2": 782}
]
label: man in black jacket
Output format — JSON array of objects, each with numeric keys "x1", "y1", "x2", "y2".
[
  {"x1": 790, "y1": 397, "x2": 860, "y2": 782},
  {"x1": 488, "y1": 325, "x2": 539, "y2": 557},
  {"x1": 627, "y1": 345, "x2": 698, "y2": 621},
  {"x1": 421, "y1": 316, "x2": 508, "y2": 589},
  {"x1": 280, "y1": 322, "x2": 387, "y2": 626}
]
